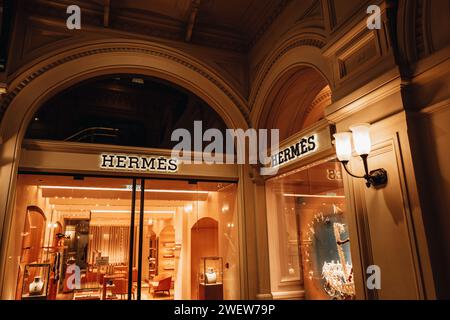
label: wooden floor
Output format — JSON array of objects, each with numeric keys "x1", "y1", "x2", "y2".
[{"x1": 56, "y1": 282, "x2": 174, "y2": 300}]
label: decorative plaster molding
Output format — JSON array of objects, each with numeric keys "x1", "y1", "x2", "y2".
[
  {"x1": 305, "y1": 86, "x2": 332, "y2": 118},
  {"x1": 249, "y1": 37, "x2": 326, "y2": 109},
  {"x1": 414, "y1": 0, "x2": 427, "y2": 59},
  {"x1": 0, "y1": 45, "x2": 251, "y2": 126},
  {"x1": 28, "y1": 0, "x2": 290, "y2": 54},
  {"x1": 310, "y1": 86, "x2": 332, "y2": 109},
  {"x1": 248, "y1": 0, "x2": 293, "y2": 48}
]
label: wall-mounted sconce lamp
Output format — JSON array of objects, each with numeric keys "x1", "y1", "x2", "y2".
[{"x1": 333, "y1": 123, "x2": 388, "y2": 188}]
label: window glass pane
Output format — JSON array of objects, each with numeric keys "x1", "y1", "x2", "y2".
[
  {"x1": 133, "y1": 179, "x2": 239, "y2": 300},
  {"x1": 7, "y1": 174, "x2": 134, "y2": 300},
  {"x1": 266, "y1": 159, "x2": 355, "y2": 300},
  {"x1": 7, "y1": 175, "x2": 240, "y2": 300}
]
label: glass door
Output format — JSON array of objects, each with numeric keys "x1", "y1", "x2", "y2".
[
  {"x1": 135, "y1": 179, "x2": 240, "y2": 300},
  {"x1": 11, "y1": 174, "x2": 240, "y2": 301}
]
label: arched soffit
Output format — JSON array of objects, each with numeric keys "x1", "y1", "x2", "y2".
[
  {"x1": 191, "y1": 217, "x2": 218, "y2": 229},
  {"x1": 26, "y1": 205, "x2": 46, "y2": 219},
  {"x1": 258, "y1": 67, "x2": 330, "y2": 141},
  {"x1": 0, "y1": 39, "x2": 250, "y2": 148},
  {"x1": 250, "y1": 30, "x2": 332, "y2": 128}
]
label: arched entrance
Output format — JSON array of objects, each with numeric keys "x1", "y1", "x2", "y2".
[
  {"x1": 0, "y1": 40, "x2": 250, "y2": 298},
  {"x1": 190, "y1": 217, "x2": 219, "y2": 299},
  {"x1": 252, "y1": 60, "x2": 356, "y2": 299}
]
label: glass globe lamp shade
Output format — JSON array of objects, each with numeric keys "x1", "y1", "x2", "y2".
[
  {"x1": 333, "y1": 132, "x2": 352, "y2": 162},
  {"x1": 349, "y1": 123, "x2": 372, "y2": 156}
]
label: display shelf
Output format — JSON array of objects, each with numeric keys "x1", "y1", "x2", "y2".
[{"x1": 158, "y1": 226, "x2": 175, "y2": 278}]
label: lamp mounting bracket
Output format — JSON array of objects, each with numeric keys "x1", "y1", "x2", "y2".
[{"x1": 341, "y1": 158, "x2": 388, "y2": 188}]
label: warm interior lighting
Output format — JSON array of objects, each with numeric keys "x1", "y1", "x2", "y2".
[
  {"x1": 39, "y1": 185, "x2": 209, "y2": 194},
  {"x1": 349, "y1": 123, "x2": 372, "y2": 155},
  {"x1": 283, "y1": 193, "x2": 345, "y2": 199},
  {"x1": 91, "y1": 210, "x2": 175, "y2": 214},
  {"x1": 333, "y1": 132, "x2": 352, "y2": 162}
]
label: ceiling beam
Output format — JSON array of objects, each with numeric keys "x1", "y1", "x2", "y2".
[
  {"x1": 103, "y1": 0, "x2": 111, "y2": 27},
  {"x1": 185, "y1": 0, "x2": 201, "y2": 42}
]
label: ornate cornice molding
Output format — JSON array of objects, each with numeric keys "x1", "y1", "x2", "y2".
[
  {"x1": 309, "y1": 86, "x2": 332, "y2": 111},
  {"x1": 0, "y1": 45, "x2": 251, "y2": 126}
]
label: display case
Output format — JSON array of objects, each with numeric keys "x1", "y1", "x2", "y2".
[
  {"x1": 21, "y1": 263, "x2": 51, "y2": 300},
  {"x1": 158, "y1": 226, "x2": 175, "y2": 280},
  {"x1": 266, "y1": 158, "x2": 355, "y2": 300},
  {"x1": 198, "y1": 256, "x2": 223, "y2": 300}
]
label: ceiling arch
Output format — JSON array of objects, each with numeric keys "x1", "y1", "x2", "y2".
[
  {"x1": 258, "y1": 66, "x2": 330, "y2": 141},
  {"x1": 0, "y1": 39, "x2": 250, "y2": 133}
]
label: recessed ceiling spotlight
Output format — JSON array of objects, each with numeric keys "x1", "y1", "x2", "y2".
[{"x1": 40, "y1": 186, "x2": 208, "y2": 194}]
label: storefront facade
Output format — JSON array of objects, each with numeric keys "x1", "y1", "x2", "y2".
[
  {"x1": 5, "y1": 137, "x2": 243, "y2": 300},
  {"x1": 0, "y1": 0, "x2": 449, "y2": 300}
]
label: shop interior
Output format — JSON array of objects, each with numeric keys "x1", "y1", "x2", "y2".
[
  {"x1": 265, "y1": 159, "x2": 355, "y2": 300},
  {"x1": 11, "y1": 174, "x2": 239, "y2": 300}
]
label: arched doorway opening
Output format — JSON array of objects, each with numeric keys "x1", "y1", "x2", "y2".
[
  {"x1": 0, "y1": 41, "x2": 249, "y2": 300},
  {"x1": 190, "y1": 217, "x2": 219, "y2": 300},
  {"x1": 25, "y1": 74, "x2": 228, "y2": 149},
  {"x1": 259, "y1": 66, "x2": 356, "y2": 300}
]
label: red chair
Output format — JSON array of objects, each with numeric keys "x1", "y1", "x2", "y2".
[
  {"x1": 111, "y1": 278, "x2": 135, "y2": 300},
  {"x1": 151, "y1": 274, "x2": 172, "y2": 297}
]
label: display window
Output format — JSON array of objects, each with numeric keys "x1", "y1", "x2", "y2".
[
  {"x1": 5, "y1": 174, "x2": 239, "y2": 300},
  {"x1": 266, "y1": 158, "x2": 355, "y2": 300}
]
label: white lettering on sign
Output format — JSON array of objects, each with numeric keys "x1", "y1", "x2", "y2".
[
  {"x1": 100, "y1": 154, "x2": 178, "y2": 173},
  {"x1": 271, "y1": 134, "x2": 318, "y2": 168}
]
